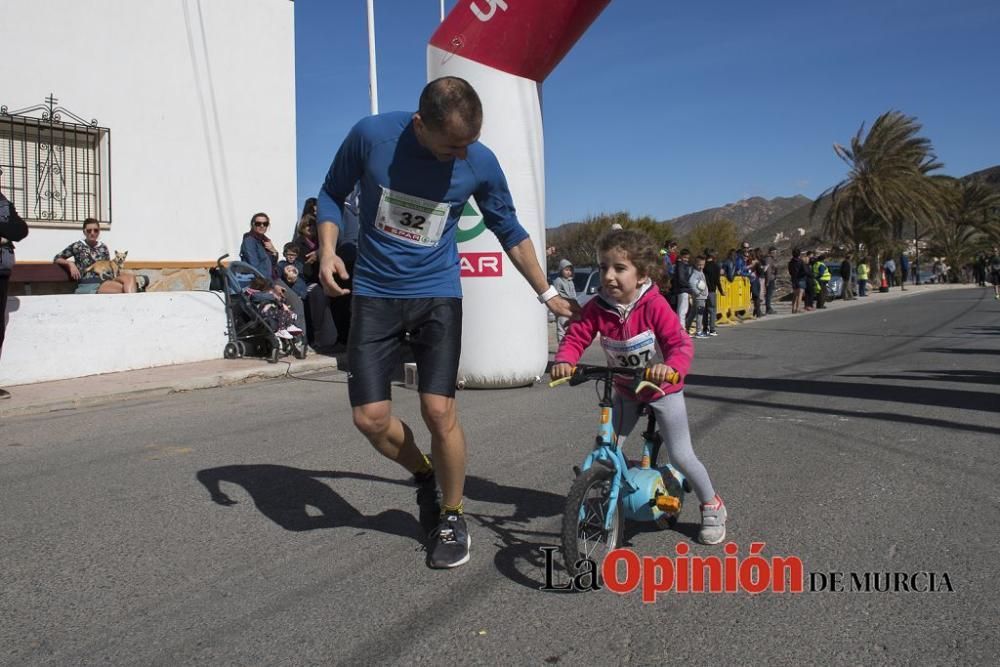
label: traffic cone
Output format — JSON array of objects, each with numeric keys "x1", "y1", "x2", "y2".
[{"x1": 879, "y1": 273, "x2": 889, "y2": 293}]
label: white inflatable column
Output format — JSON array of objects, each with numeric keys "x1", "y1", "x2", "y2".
[{"x1": 428, "y1": 0, "x2": 610, "y2": 389}]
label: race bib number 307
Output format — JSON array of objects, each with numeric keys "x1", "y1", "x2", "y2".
[
  {"x1": 601, "y1": 331, "x2": 658, "y2": 368},
  {"x1": 374, "y1": 187, "x2": 449, "y2": 247}
]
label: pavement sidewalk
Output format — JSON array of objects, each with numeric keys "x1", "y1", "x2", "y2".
[{"x1": 0, "y1": 354, "x2": 339, "y2": 419}]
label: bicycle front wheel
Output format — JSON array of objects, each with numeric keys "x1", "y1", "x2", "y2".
[{"x1": 561, "y1": 463, "x2": 623, "y2": 577}]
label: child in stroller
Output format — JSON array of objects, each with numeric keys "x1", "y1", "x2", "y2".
[
  {"x1": 217, "y1": 255, "x2": 307, "y2": 362},
  {"x1": 245, "y1": 276, "x2": 303, "y2": 340}
]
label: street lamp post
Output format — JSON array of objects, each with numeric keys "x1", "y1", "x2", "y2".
[{"x1": 366, "y1": 0, "x2": 379, "y2": 115}]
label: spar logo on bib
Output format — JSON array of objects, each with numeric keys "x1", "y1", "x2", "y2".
[{"x1": 457, "y1": 198, "x2": 503, "y2": 277}]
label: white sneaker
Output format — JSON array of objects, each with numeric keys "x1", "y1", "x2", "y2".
[
  {"x1": 275, "y1": 329, "x2": 293, "y2": 340},
  {"x1": 699, "y1": 495, "x2": 727, "y2": 545},
  {"x1": 287, "y1": 325, "x2": 303, "y2": 335}
]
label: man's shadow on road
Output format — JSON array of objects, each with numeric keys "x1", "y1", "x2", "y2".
[{"x1": 195, "y1": 465, "x2": 568, "y2": 588}]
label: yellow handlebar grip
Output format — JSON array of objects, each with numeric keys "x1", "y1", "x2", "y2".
[{"x1": 548, "y1": 376, "x2": 571, "y2": 388}]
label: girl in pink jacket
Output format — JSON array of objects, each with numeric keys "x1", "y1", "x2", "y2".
[{"x1": 551, "y1": 229, "x2": 727, "y2": 544}]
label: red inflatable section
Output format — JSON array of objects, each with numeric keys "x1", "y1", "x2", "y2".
[{"x1": 429, "y1": 0, "x2": 611, "y2": 82}]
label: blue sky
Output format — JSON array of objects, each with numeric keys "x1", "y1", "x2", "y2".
[{"x1": 294, "y1": 0, "x2": 1000, "y2": 226}]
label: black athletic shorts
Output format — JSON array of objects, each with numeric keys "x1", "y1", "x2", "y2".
[{"x1": 347, "y1": 296, "x2": 462, "y2": 407}]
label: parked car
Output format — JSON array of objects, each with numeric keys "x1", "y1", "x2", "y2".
[
  {"x1": 546, "y1": 267, "x2": 598, "y2": 320},
  {"x1": 826, "y1": 275, "x2": 843, "y2": 299},
  {"x1": 576, "y1": 269, "x2": 601, "y2": 307}
]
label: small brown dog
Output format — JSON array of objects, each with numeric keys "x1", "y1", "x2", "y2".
[{"x1": 85, "y1": 250, "x2": 128, "y2": 279}]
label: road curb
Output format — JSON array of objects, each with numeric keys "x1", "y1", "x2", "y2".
[{"x1": 0, "y1": 356, "x2": 339, "y2": 419}]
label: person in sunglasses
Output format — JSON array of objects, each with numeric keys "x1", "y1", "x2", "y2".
[
  {"x1": 54, "y1": 218, "x2": 139, "y2": 294},
  {"x1": 240, "y1": 212, "x2": 306, "y2": 333}
]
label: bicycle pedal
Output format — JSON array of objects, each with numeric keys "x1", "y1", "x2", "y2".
[{"x1": 572, "y1": 465, "x2": 581, "y2": 477}]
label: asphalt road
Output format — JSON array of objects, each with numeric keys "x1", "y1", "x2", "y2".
[{"x1": 2, "y1": 287, "x2": 998, "y2": 666}]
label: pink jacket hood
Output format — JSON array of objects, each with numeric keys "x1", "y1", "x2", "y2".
[{"x1": 554, "y1": 281, "x2": 694, "y2": 400}]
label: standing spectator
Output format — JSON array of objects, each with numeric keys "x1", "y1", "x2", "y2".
[
  {"x1": 690, "y1": 256, "x2": 709, "y2": 338},
  {"x1": 660, "y1": 239, "x2": 678, "y2": 280},
  {"x1": 763, "y1": 246, "x2": 778, "y2": 315},
  {"x1": 857, "y1": 257, "x2": 870, "y2": 296},
  {"x1": 803, "y1": 251, "x2": 817, "y2": 311},
  {"x1": 671, "y1": 249, "x2": 694, "y2": 333},
  {"x1": 734, "y1": 241, "x2": 751, "y2": 278},
  {"x1": 748, "y1": 248, "x2": 763, "y2": 318},
  {"x1": 813, "y1": 254, "x2": 831, "y2": 309},
  {"x1": 721, "y1": 249, "x2": 737, "y2": 282},
  {"x1": 551, "y1": 258, "x2": 577, "y2": 342},
  {"x1": 788, "y1": 248, "x2": 807, "y2": 313},
  {"x1": 883, "y1": 256, "x2": 896, "y2": 288},
  {"x1": 54, "y1": 218, "x2": 139, "y2": 294},
  {"x1": 899, "y1": 253, "x2": 909, "y2": 291},
  {"x1": 989, "y1": 247, "x2": 1000, "y2": 300},
  {"x1": 703, "y1": 249, "x2": 723, "y2": 336},
  {"x1": 0, "y1": 181, "x2": 29, "y2": 400},
  {"x1": 840, "y1": 255, "x2": 854, "y2": 300}
]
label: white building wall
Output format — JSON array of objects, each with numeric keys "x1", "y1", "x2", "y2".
[{"x1": 3, "y1": 0, "x2": 297, "y2": 263}]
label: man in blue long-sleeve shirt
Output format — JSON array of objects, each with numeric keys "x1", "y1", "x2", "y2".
[{"x1": 316, "y1": 77, "x2": 575, "y2": 569}]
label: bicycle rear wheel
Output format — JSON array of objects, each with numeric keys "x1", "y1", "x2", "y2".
[{"x1": 561, "y1": 463, "x2": 622, "y2": 577}]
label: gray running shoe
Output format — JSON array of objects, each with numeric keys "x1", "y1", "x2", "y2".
[
  {"x1": 699, "y1": 497, "x2": 727, "y2": 545},
  {"x1": 428, "y1": 512, "x2": 471, "y2": 569}
]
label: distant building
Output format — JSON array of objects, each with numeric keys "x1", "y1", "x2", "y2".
[{"x1": 2, "y1": 0, "x2": 296, "y2": 264}]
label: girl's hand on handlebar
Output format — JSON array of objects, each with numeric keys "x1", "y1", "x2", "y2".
[
  {"x1": 647, "y1": 363, "x2": 677, "y2": 384},
  {"x1": 550, "y1": 363, "x2": 574, "y2": 380}
]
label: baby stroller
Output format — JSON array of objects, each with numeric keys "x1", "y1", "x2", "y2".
[{"x1": 215, "y1": 254, "x2": 307, "y2": 363}]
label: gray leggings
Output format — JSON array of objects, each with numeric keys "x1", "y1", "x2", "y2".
[{"x1": 613, "y1": 390, "x2": 716, "y2": 504}]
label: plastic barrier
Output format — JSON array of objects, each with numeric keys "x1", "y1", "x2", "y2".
[{"x1": 717, "y1": 277, "x2": 751, "y2": 324}]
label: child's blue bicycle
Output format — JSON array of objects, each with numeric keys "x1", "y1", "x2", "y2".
[{"x1": 550, "y1": 364, "x2": 691, "y2": 575}]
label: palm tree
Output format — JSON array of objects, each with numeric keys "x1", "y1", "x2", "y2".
[
  {"x1": 927, "y1": 178, "x2": 1000, "y2": 279},
  {"x1": 813, "y1": 111, "x2": 944, "y2": 276}
]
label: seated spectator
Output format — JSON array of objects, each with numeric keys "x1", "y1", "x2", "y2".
[
  {"x1": 277, "y1": 242, "x2": 305, "y2": 277},
  {"x1": 244, "y1": 276, "x2": 303, "y2": 341},
  {"x1": 239, "y1": 211, "x2": 307, "y2": 334},
  {"x1": 240, "y1": 212, "x2": 279, "y2": 279},
  {"x1": 54, "y1": 218, "x2": 139, "y2": 294},
  {"x1": 281, "y1": 263, "x2": 308, "y2": 299},
  {"x1": 292, "y1": 210, "x2": 319, "y2": 285}
]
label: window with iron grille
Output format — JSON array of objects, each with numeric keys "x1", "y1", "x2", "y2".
[{"x1": 0, "y1": 95, "x2": 111, "y2": 228}]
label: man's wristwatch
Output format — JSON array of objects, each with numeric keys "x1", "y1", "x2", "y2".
[{"x1": 537, "y1": 285, "x2": 559, "y2": 304}]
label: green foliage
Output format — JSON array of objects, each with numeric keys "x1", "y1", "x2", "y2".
[
  {"x1": 683, "y1": 218, "x2": 740, "y2": 256},
  {"x1": 817, "y1": 110, "x2": 944, "y2": 257},
  {"x1": 926, "y1": 177, "x2": 1000, "y2": 268},
  {"x1": 546, "y1": 212, "x2": 673, "y2": 271}
]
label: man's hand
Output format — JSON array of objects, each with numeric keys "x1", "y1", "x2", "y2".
[
  {"x1": 647, "y1": 363, "x2": 678, "y2": 384},
  {"x1": 68, "y1": 264, "x2": 81, "y2": 280},
  {"x1": 545, "y1": 295, "x2": 579, "y2": 320},
  {"x1": 319, "y1": 253, "x2": 351, "y2": 297},
  {"x1": 305, "y1": 250, "x2": 318, "y2": 264},
  {"x1": 550, "y1": 362, "x2": 574, "y2": 380},
  {"x1": 263, "y1": 240, "x2": 277, "y2": 255}
]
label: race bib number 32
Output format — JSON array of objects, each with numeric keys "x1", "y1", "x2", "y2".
[{"x1": 374, "y1": 187, "x2": 449, "y2": 247}]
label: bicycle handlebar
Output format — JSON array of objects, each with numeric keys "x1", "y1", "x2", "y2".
[{"x1": 548, "y1": 363, "x2": 679, "y2": 391}]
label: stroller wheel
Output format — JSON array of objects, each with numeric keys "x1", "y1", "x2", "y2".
[
  {"x1": 293, "y1": 340, "x2": 308, "y2": 359},
  {"x1": 268, "y1": 346, "x2": 281, "y2": 363},
  {"x1": 223, "y1": 342, "x2": 238, "y2": 359},
  {"x1": 235, "y1": 341, "x2": 247, "y2": 358}
]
